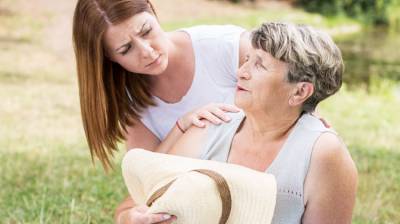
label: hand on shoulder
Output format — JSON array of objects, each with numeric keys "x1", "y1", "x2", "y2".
[{"x1": 177, "y1": 103, "x2": 240, "y2": 132}]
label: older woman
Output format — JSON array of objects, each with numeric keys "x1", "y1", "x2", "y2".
[{"x1": 166, "y1": 22, "x2": 358, "y2": 223}]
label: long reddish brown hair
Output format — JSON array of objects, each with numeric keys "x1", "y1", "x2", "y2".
[{"x1": 72, "y1": 0, "x2": 157, "y2": 170}]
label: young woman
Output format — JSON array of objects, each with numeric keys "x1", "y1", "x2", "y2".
[{"x1": 73, "y1": 0, "x2": 248, "y2": 223}]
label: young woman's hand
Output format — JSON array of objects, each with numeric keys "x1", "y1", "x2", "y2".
[
  {"x1": 118, "y1": 205, "x2": 176, "y2": 224},
  {"x1": 311, "y1": 109, "x2": 331, "y2": 128},
  {"x1": 177, "y1": 103, "x2": 240, "y2": 132}
]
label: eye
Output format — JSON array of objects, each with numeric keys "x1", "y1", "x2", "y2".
[
  {"x1": 256, "y1": 62, "x2": 267, "y2": 71},
  {"x1": 121, "y1": 45, "x2": 131, "y2": 55},
  {"x1": 142, "y1": 27, "x2": 152, "y2": 36},
  {"x1": 244, "y1": 55, "x2": 250, "y2": 62}
]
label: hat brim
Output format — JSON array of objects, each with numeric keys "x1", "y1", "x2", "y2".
[{"x1": 122, "y1": 148, "x2": 277, "y2": 224}]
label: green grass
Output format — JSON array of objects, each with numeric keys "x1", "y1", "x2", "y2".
[
  {"x1": 1, "y1": 0, "x2": 399, "y2": 223},
  {"x1": 319, "y1": 82, "x2": 400, "y2": 223}
]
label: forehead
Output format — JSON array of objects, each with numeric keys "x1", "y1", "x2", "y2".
[
  {"x1": 250, "y1": 47, "x2": 279, "y2": 65},
  {"x1": 251, "y1": 48, "x2": 275, "y2": 62},
  {"x1": 252, "y1": 48, "x2": 288, "y2": 70},
  {"x1": 103, "y1": 12, "x2": 153, "y2": 48}
]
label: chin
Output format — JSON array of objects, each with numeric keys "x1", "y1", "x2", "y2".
[
  {"x1": 234, "y1": 94, "x2": 249, "y2": 110},
  {"x1": 148, "y1": 56, "x2": 169, "y2": 76}
]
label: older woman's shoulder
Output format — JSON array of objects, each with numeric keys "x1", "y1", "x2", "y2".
[
  {"x1": 305, "y1": 131, "x2": 357, "y2": 200},
  {"x1": 313, "y1": 132, "x2": 348, "y2": 161},
  {"x1": 303, "y1": 132, "x2": 358, "y2": 223},
  {"x1": 310, "y1": 132, "x2": 356, "y2": 172}
]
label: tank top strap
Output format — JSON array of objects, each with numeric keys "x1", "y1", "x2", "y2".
[
  {"x1": 200, "y1": 111, "x2": 245, "y2": 162},
  {"x1": 267, "y1": 113, "x2": 336, "y2": 194}
]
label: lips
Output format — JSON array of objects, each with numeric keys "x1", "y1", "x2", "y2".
[{"x1": 237, "y1": 84, "x2": 249, "y2": 91}]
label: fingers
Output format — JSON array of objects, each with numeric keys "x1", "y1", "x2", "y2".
[
  {"x1": 146, "y1": 213, "x2": 174, "y2": 224},
  {"x1": 218, "y1": 104, "x2": 240, "y2": 112},
  {"x1": 153, "y1": 215, "x2": 177, "y2": 224},
  {"x1": 124, "y1": 205, "x2": 175, "y2": 224},
  {"x1": 134, "y1": 205, "x2": 149, "y2": 213},
  {"x1": 191, "y1": 116, "x2": 206, "y2": 128},
  {"x1": 319, "y1": 117, "x2": 331, "y2": 128},
  {"x1": 198, "y1": 110, "x2": 223, "y2": 125},
  {"x1": 210, "y1": 107, "x2": 232, "y2": 122},
  {"x1": 181, "y1": 103, "x2": 241, "y2": 130}
]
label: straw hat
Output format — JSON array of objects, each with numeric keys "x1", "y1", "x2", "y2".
[{"x1": 122, "y1": 148, "x2": 277, "y2": 224}]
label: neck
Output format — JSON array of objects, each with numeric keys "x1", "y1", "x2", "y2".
[{"x1": 242, "y1": 108, "x2": 301, "y2": 143}]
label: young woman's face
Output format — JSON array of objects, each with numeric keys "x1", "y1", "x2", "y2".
[{"x1": 103, "y1": 12, "x2": 169, "y2": 75}]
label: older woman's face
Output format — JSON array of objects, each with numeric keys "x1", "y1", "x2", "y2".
[
  {"x1": 103, "y1": 12, "x2": 169, "y2": 75},
  {"x1": 235, "y1": 48, "x2": 293, "y2": 112}
]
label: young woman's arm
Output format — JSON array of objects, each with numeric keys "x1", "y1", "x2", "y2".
[
  {"x1": 166, "y1": 121, "x2": 210, "y2": 158},
  {"x1": 125, "y1": 121, "x2": 160, "y2": 152},
  {"x1": 302, "y1": 132, "x2": 358, "y2": 224},
  {"x1": 125, "y1": 103, "x2": 239, "y2": 153},
  {"x1": 118, "y1": 104, "x2": 238, "y2": 223}
]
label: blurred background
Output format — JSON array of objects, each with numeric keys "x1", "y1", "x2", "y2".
[{"x1": 0, "y1": 0, "x2": 399, "y2": 223}]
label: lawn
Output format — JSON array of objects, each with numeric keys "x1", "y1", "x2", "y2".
[{"x1": 1, "y1": 0, "x2": 399, "y2": 223}]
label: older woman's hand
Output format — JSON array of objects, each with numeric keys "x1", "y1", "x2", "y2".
[
  {"x1": 177, "y1": 103, "x2": 240, "y2": 132},
  {"x1": 117, "y1": 205, "x2": 176, "y2": 224}
]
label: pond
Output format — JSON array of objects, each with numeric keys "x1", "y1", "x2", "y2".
[{"x1": 336, "y1": 28, "x2": 400, "y2": 88}]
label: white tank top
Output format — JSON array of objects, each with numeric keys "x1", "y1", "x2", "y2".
[{"x1": 140, "y1": 25, "x2": 245, "y2": 140}]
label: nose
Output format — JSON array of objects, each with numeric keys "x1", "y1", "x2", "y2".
[
  {"x1": 137, "y1": 39, "x2": 155, "y2": 59},
  {"x1": 237, "y1": 66, "x2": 251, "y2": 80}
]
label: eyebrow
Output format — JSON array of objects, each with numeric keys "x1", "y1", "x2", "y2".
[
  {"x1": 138, "y1": 20, "x2": 148, "y2": 34},
  {"x1": 115, "y1": 21, "x2": 148, "y2": 52}
]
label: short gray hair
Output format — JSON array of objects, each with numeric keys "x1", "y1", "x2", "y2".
[{"x1": 251, "y1": 22, "x2": 343, "y2": 112}]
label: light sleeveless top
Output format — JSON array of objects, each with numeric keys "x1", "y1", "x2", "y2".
[
  {"x1": 140, "y1": 25, "x2": 245, "y2": 140},
  {"x1": 200, "y1": 111, "x2": 336, "y2": 224}
]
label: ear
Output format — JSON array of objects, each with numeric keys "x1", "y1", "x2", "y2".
[{"x1": 289, "y1": 82, "x2": 314, "y2": 106}]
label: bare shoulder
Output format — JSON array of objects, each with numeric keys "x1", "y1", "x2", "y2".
[
  {"x1": 308, "y1": 132, "x2": 358, "y2": 187},
  {"x1": 313, "y1": 132, "x2": 343, "y2": 157},
  {"x1": 303, "y1": 132, "x2": 358, "y2": 223},
  {"x1": 167, "y1": 121, "x2": 211, "y2": 158},
  {"x1": 312, "y1": 132, "x2": 356, "y2": 170}
]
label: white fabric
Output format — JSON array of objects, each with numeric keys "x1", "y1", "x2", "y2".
[
  {"x1": 140, "y1": 25, "x2": 245, "y2": 140},
  {"x1": 122, "y1": 148, "x2": 277, "y2": 224}
]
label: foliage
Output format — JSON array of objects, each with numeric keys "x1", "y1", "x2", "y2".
[{"x1": 296, "y1": 0, "x2": 395, "y2": 26}]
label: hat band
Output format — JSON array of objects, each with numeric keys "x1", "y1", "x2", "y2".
[{"x1": 146, "y1": 169, "x2": 232, "y2": 224}]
